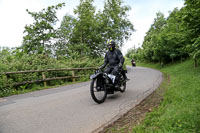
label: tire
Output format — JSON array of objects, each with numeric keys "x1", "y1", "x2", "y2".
[
  {"x1": 120, "y1": 80, "x2": 126, "y2": 93},
  {"x1": 90, "y1": 78, "x2": 107, "y2": 104}
]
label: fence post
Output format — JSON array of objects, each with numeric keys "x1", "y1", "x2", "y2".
[
  {"x1": 42, "y1": 72, "x2": 47, "y2": 87},
  {"x1": 72, "y1": 71, "x2": 75, "y2": 83}
]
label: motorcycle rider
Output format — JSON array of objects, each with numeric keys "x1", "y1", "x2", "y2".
[
  {"x1": 99, "y1": 39, "x2": 128, "y2": 89},
  {"x1": 131, "y1": 58, "x2": 136, "y2": 67}
]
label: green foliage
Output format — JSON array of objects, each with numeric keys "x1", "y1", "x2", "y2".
[
  {"x1": 100, "y1": 0, "x2": 134, "y2": 47},
  {"x1": 19, "y1": 0, "x2": 134, "y2": 59},
  {"x1": 127, "y1": 0, "x2": 200, "y2": 67},
  {"x1": 60, "y1": 0, "x2": 134, "y2": 57},
  {"x1": 22, "y1": 3, "x2": 65, "y2": 55},
  {"x1": 56, "y1": 15, "x2": 76, "y2": 58},
  {"x1": 1, "y1": 0, "x2": 135, "y2": 96},
  {"x1": 125, "y1": 47, "x2": 135, "y2": 59},
  {"x1": 142, "y1": 12, "x2": 169, "y2": 63},
  {"x1": 126, "y1": 45, "x2": 147, "y2": 63},
  {"x1": 70, "y1": 0, "x2": 100, "y2": 56},
  {"x1": 0, "y1": 47, "x2": 103, "y2": 97},
  {"x1": 191, "y1": 37, "x2": 200, "y2": 60},
  {"x1": 133, "y1": 59, "x2": 200, "y2": 132},
  {"x1": 183, "y1": 0, "x2": 200, "y2": 63}
]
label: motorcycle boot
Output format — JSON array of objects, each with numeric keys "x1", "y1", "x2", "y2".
[{"x1": 114, "y1": 76, "x2": 121, "y2": 91}]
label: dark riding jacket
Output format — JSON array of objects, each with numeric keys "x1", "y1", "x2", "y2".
[{"x1": 102, "y1": 49, "x2": 124, "y2": 68}]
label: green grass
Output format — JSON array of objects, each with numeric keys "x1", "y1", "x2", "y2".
[{"x1": 130, "y1": 59, "x2": 200, "y2": 133}]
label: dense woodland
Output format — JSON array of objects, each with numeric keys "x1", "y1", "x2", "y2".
[{"x1": 126, "y1": 0, "x2": 200, "y2": 67}]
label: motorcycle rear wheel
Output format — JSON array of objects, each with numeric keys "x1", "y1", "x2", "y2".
[{"x1": 90, "y1": 78, "x2": 107, "y2": 104}]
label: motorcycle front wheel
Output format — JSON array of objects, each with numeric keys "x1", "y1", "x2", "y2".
[
  {"x1": 90, "y1": 78, "x2": 107, "y2": 104},
  {"x1": 120, "y1": 80, "x2": 126, "y2": 93}
]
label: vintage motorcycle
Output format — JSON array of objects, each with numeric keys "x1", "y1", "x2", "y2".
[
  {"x1": 131, "y1": 59, "x2": 136, "y2": 67},
  {"x1": 90, "y1": 69, "x2": 127, "y2": 104}
]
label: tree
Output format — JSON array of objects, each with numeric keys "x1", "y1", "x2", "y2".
[
  {"x1": 72, "y1": 0, "x2": 100, "y2": 57},
  {"x1": 22, "y1": 3, "x2": 65, "y2": 55},
  {"x1": 182, "y1": 0, "x2": 200, "y2": 67},
  {"x1": 60, "y1": 0, "x2": 134, "y2": 57},
  {"x1": 141, "y1": 10, "x2": 189, "y2": 64},
  {"x1": 60, "y1": 0, "x2": 102, "y2": 57},
  {"x1": 142, "y1": 12, "x2": 166, "y2": 63},
  {"x1": 161, "y1": 8, "x2": 189, "y2": 63},
  {"x1": 100, "y1": 0, "x2": 134, "y2": 47},
  {"x1": 54, "y1": 14, "x2": 76, "y2": 59},
  {"x1": 129, "y1": 0, "x2": 199, "y2": 66},
  {"x1": 126, "y1": 46, "x2": 137, "y2": 59}
]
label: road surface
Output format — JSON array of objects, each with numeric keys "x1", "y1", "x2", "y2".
[{"x1": 0, "y1": 66, "x2": 162, "y2": 133}]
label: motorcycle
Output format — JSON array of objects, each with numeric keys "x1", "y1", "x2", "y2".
[
  {"x1": 90, "y1": 69, "x2": 127, "y2": 104},
  {"x1": 131, "y1": 60, "x2": 136, "y2": 67}
]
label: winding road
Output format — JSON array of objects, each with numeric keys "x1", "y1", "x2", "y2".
[{"x1": 0, "y1": 66, "x2": 162, "y2": 133}]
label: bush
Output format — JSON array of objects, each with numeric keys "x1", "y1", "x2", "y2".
[{"x1": 0, "y1": 48, "x2": 103, "y2": 97}]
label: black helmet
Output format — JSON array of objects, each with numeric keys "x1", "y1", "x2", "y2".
[{"x1": 107, "y1": 39, "x2": 115, "y2": 51}]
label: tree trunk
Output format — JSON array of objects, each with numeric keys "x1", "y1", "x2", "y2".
[{"x1": 194, "y1": 59, "x2": 198, "y2": 68}]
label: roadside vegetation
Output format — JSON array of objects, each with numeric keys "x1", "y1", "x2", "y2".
[
  {"x1": 121, "y1": 1, "x2": 200, "y2": 131},
  {"x1": 126, "y1": 0, "x2": 200, "y2": 68},
  {"x1": 102, "y1": 59, "x2": 200, "y2": 133},
  {"x1": 134, "y1": 59, "x2": 200, "y2": 132},
  {"x1": 0, "y1": 49, "x2": 103, "y2": 97},
  {"x1": 0, "y1": 0, "x2": 134, "y2": 97}
]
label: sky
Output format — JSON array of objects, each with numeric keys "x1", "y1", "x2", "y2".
[{"x1": 0, "y1": 0, "x2": 184, "y2": 54}]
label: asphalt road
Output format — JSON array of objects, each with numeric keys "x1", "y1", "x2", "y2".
[{"x1": 0, "y1": 66, "x2": 162, "y2": 133}]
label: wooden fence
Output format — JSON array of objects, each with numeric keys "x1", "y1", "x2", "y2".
[{"x1": 1, "y1": 67, "x2": 97, "y2": 87}]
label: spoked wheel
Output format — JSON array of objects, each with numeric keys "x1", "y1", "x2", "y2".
[
  {"x1": 120, "y1": 80, "x2": 126, "y2": 93},
  {"x1": 90, "y1": 78, "x2": 107, "y2": 104}
]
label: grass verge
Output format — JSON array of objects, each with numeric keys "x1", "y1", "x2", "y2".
[{"x1": 103, "y1": 59, "x2": 200, "y2": 132}]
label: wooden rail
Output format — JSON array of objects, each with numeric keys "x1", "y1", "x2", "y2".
[
  {"x1": 2, "y1": 67, "x2": 97, "y2": 74},
  {"x1": 1, "y1": 67, "x2": 97, "y2": 87}
]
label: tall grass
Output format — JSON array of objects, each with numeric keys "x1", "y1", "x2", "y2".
[{"x1": 132, "y1": 59, "x2": 200, "y2": 132}]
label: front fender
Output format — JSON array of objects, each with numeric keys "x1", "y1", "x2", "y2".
[
  {"x1": 90, "y1": 72, "x2": 103, "y2": 79},
  {"x1": 107, "y1": 74, "x2": 116, "y2": 84}
]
